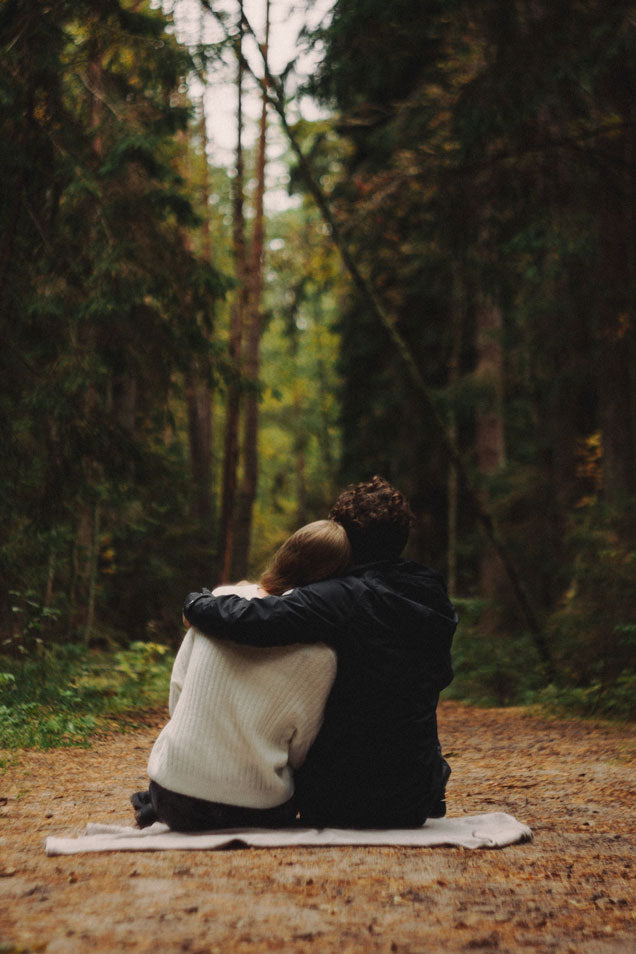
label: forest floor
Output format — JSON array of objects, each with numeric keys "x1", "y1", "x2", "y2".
[{"x1": 0, "y1": 700, "x2": 634, "y2": 954}]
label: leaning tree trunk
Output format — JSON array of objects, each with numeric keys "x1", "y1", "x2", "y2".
[{"x1": 210, "y1": 3, "x2": 553, "y2": 672}]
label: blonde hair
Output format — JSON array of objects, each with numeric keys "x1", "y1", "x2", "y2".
[{"x1": 260, "y1": 520, "x2": 352, "y2": 596}]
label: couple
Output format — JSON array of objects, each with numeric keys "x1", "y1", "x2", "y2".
[{"x1": 133, "y1": 476, "x2": 457, "y2": 831}]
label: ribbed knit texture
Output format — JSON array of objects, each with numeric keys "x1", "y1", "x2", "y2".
[{"x1": 147, "y1": 584, "x2": 337, "y2": 808}]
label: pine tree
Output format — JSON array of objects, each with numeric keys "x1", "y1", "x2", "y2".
[{"x1": 0, "y1": 0, "x2": 227, "y2": 643}]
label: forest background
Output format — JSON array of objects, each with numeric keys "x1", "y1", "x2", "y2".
[{"x1": 1, "y1": 0, "x2": 635, "y2": 748}]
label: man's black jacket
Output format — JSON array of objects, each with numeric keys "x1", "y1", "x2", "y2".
[{"x1": 183, "y1": 560, "x2": 457, "y2": 828}]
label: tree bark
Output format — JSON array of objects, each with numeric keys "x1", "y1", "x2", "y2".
[
  {"x1": 475, "y1": 298, "x2": 506, "y2": 476},
  {"x1": 0, "y1": 167, "x2": 23, "y2": 316},
  {"x1": 184, "y1": 64, "x2": 214, "y2": 525},
  {"x1": 185, "y1": 368, "x2": 213, "y2": 522},
  {"x1": 447, "y1": 266, "x2": 463, "y2": 596},
  {"x1": 474, "y1": 293, "x2": 507, "y2": 626},
  {"x1": 83, "y1": 503, "x2": 101, "y2": 644},
  {"x1": 72, "y1": 28, "x2": 104, "y2": 639},
  {"x1": 595, "y1": 108, "x2": 636, "y2": 502},
  {"x1": 231, "y1": 0, "x2": 270, "y2": 580},
  {"x1": 218, "y1": 9, "x2": 247, "y2": 581}
]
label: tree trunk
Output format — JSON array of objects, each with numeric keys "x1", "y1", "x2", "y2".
[
  {"x1": 198, "y1": 81, "x2": 212, "y2": 265},
  {"x1": 185, "y1": 80, "x2": 214, "y2": 526},
  {"x1": 447, "y1": 266, "x2": 463, "y2": 596},
  {"x1": 83, "y1": 503, "x2": 101, "y2": 644},
  {"x1": 218, "y1": 9, "x2": 248, "y2": 581},
  {"x1": 0, "y1": 167, "x2": 23, "y2": 315},
  {"x1": 231, "y1": 0, "x2": 270, "y2": 580},
  {"x1": 595, "y1": 109, "x2": 636, "y2": 503},
  {"x1": 295, "y1": 438, "x2": 308, "y2": 528},
  {"x1": 185, "y1": 368, "x2": 213, "y2": 522},
  {"x1": 44, "y1": 549, "x2": 56, "y2": 612},
  {"x1": 474, "y1": 293, "x2": 506, "y2": 624},
  {"x1": 72, "y1": 29, "x2": 104, "y2": 639}
]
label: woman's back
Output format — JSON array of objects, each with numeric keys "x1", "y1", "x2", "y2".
[{"x1": 147, "y1": 584, "x2": 337, "y2": 810}]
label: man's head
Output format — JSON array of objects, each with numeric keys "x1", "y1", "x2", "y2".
[{"x1": 329, "y1": 475, "x2": 415, "y2": 564}]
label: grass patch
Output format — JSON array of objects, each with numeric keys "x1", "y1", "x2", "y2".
[{"x1": 0, "y1": 641, "x2": 173, "y2": 750}]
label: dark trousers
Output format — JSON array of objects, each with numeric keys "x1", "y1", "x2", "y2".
[{"x1": 132, "y1": 782, "x2": 297, "y2": 832}]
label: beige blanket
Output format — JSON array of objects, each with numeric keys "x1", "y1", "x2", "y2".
[{"x1": 45, "y1": 812, "x2": 532, "y2": 855}]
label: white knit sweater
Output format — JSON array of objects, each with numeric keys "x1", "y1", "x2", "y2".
[{"x1": 147, "y1": 584, "x2": 337, "y2": 808}]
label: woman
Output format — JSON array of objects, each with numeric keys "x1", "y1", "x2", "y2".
[{"x1": 132, "y1": 520, "x2": 351, "y2": 831}]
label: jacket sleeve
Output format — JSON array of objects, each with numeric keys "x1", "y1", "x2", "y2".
[{"x1": 183, "y1": 578, "x2": 354, "y2": 648}]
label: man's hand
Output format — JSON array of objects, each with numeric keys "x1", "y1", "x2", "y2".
[{"x1": 183, "y1": 587, "x2": 214, "y2": 628}]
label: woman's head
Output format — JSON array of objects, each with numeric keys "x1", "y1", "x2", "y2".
[{"x1": 260, "y1": 520, "x2": 353, "y2": 596}]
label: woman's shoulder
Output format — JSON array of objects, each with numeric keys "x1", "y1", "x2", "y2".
[
  {"x1": 212, "y1": 582, "x2": 263, "y2": 599},
  {"x1": 288, "y1": 641, "x2": 337, "y2": 673}
]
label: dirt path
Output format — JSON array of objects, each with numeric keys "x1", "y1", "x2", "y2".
[{"x1": 0, "y1": 701, "x2": 634, "y2": 954}]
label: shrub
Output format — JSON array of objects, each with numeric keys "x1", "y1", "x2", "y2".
[{"x1": 0, "y1": 640, "x2": 172, "y2": 749}]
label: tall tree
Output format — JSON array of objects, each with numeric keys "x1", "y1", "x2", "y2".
[
  {"x1": 218, "y1": 6, "x2": 247, "y2": 581},
  {"x1": 473, "y1": 291, "x2": 506, "y2": 623},
  {"x1": 184, "y1": 13, "x2": 215, "y2": 529},
  {"x1": 231, "y1": 0, "x2": 271, "y2": 579}
]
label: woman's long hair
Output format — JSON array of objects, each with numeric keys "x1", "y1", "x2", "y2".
[{"x1": 260, "y1": 520, "x2": 352, "y2": 596}]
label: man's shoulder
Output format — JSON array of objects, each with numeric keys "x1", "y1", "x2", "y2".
[
  {"x1": 288, "y1": 573, "x2": 368, "y2": 601},
  {"x1": 287, "y1": 563, "x2": 427, "y2": 602}
]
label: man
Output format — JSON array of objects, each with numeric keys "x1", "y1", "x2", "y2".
[{"x1": 184, "y1": 476, "x2": 457, "y2": 828}]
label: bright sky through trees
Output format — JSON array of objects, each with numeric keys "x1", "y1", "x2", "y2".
[{"x1": 164, "y1": 0, "x2": 334, "y2": 210}]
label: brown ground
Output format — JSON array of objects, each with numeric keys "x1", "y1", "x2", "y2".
[{"x1": 0, "y1": 701, "x2": 634, "y2": 954}]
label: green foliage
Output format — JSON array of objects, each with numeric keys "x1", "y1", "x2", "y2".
[
  {"x1": 0, "y1": 640, "x2": 172, "y2": 750},
  {"x1": 546, "y1": 501, "x2": 636, "y2": 689},
  {"x1": 5, "y1": 589, "x2": 62, "y2": 656},
  {"x1": 534, "y1": 676, "x2": 636, "y2": 722},
  {"x1": 309, "y1": 0, "x2": 455, "y2": 115},
  {"x1": 0, "y1": 0, "x2": 229, "y2": 644},
  {"x1": 113, "y1": 640, "x2": 172, "y2": 699},
  {"x1": 442, "y1": 599, "x2": 547, "y2": 708},
  {"x1": 445, "y1": 584, "x2": 635, "y2": 720},
  {"x1": 303, "y1": 0, "x2": 636, "y2": 703}
]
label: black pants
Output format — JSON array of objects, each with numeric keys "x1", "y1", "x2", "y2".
[{"x1": 132, "y1": 782, "x2": 297, "y2": 832}]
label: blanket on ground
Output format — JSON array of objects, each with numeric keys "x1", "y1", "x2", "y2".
[{"x1": 45, "y1": 812, "x2": 532, "y2": 855}]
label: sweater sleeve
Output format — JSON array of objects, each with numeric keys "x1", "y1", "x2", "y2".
[
  {"x1": 168, "y1": 628, "x2": 195, "y2": 715},
  {"x1": 183, "y1": 578, "x2": 354, "y2": 649}
]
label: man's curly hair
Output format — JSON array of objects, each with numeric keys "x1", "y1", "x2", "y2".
[{"x1": 329, "y1": 475, "x2": 414, "y2": 563}]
